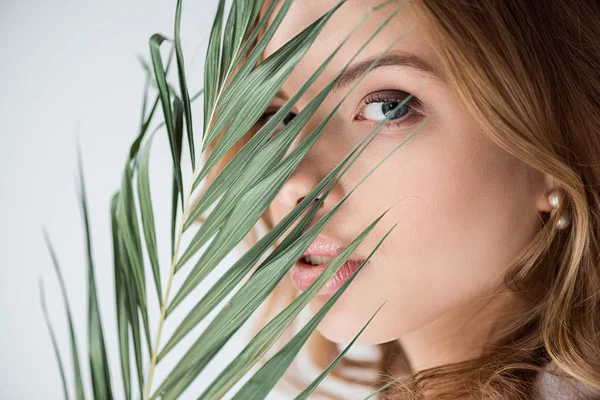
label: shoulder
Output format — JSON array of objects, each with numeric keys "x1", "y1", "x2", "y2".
[{"x1": 535, "y1": 360, "x2": 600, "y2": 400}]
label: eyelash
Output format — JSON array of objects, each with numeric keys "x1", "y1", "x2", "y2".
[
  {"x1": 356, "y1": 90, "x2": 424, "y2": 128},
  {"x1": 257, "y1": 89, "x2": 424, "y2": 130}
]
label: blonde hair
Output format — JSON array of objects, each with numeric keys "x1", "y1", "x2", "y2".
[{"x1": 192, "y1": 0, "x2": 600, "y2": 398}]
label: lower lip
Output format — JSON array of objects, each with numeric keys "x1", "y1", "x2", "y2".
[{"x1": 289, "y1": 258, "x2": 367, "y2": 295}]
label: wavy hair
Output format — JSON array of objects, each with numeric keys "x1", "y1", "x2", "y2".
[{"x1": 192, "y1": 0, "x2": 600, "y2": 398}]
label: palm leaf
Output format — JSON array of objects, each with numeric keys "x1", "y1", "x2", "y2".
[
  {"x1": 170, "y1": 96, "x2": 185, "y2": 257},
  {"x1": 112, "y1": 197, "x2": 146, "y2": 398},
  {"x1": 149, "y1": 33, "x2": 185, "y2": 206},
  {"x1": 41, "y1": 228, "x2": 86, "y2": 400},
  {"x1": 174, "y1": 0, "x2": 197, "y2": 169},
  {"x1": 130, "y1": 46, "x2": 175, "y2": 161},
  {"x1": 116, "y1": 161, "x2": 153, "y2": 358},
  {"x1": 39, "y1": 277, "x2": 71, "y2": 400},
  {"x1": 363, "y1": 377, "x2": 404, "y2": 400},
  {"x1": 75, "y1": 142, "x2": 114, "y2": 400},
  {"x1": 137, "y1": 129, "x2": 163, "y2": 305},
  {"x1": 294, "y1": 300, "x2": 389, "y2": 400},
  {"x1": 203, "y1": 0, "x2": 226, "y2": 134},
  {"x1": 40, "y1": 1, "x2": 426, "y2": 399}
]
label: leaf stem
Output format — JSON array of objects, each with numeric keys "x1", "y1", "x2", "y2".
[
  {"x1": 143, "y1": 155, "x2": 201, "y2": 400},
  {"x1": 142, "y1": 61, "x2": 219, "y2": 394},
  {"x1": 142, "y1": 3, "x2": 251, "y2": 395}
]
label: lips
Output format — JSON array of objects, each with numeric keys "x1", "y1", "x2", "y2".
[
  {"x1": 299, "y1": 234, "x2": 363, "y2": 262},
  {"x1": 290, "y1": 234, "x2": 368, "y2": 294}
]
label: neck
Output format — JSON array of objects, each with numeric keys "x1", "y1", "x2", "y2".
[{"x1": 397, "y1": 288, "x2": 523, "y2": 374}]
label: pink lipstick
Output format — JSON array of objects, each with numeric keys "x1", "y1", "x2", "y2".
[{"x1": 289, "y1": 234, "x2": 367, "y2": 295}]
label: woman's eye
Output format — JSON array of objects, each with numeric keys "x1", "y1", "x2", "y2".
[
  {"x1": 255, "y1": 110, "x2": 297, "y2": 142},
  {"x1": 259, "y1": 110, "x2": 297, "y2": 127},
  {"x1": 357, "y1": 90, "x2": 422, "y2": 126},
  {"x1": 363, "y1": 101, "x2": 410, "y2": 121}
]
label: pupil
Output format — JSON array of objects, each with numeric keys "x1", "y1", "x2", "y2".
[{"x1": 382, "y1": 101, "x2": 409, "y2": 120}]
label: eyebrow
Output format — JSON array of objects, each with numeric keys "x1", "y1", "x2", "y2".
[{"x1": 276, "y1": 51, "x2": 443, "y2": 100}]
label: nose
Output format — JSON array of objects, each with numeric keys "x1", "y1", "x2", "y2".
[
  {"x1": 277, "y1": 166, "x2": 326, "y2": 209},
  {"x1": 273, "y1": 139, "x2": 346, "y2": 214}
]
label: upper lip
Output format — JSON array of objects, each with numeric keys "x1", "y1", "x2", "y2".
[{"x1": 300, "y1": 234, "x2": 364, "y2": 260}]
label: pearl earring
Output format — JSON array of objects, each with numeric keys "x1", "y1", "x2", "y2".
[{"x1": 548, "y1": 189, "x2": 571, "y2": 230}]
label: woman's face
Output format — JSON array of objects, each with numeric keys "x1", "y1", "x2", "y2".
[{"x1": 260, "y1": 0, "x2": 552, "y2": 347}]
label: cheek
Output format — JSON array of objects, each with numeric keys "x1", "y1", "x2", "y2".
[{"x1": 310, "y1": 126, "x2": 540, "y2": 344}]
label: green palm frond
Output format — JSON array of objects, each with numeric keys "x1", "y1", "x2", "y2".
[
  {"x1": 42, "y1": 227, "x2": 87, "y2": 400},
  {"x1": 40, "y1": 0, "x2": 427, "y2": 399},
  {"x1": 77, "y1": 140, "x2": 115, "y2": 400}
]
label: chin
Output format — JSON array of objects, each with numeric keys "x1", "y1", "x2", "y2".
[{"x1": 309, "y1": 295, "x2": 404, "y2": 345}]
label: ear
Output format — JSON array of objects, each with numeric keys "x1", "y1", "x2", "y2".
[{"x1": 533, "y1": 170, "x2": 558, "y2": 213}]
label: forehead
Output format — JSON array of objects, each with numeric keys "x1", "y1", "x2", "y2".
[{"x1": 260, "y1": 0, "x2": 442, "y2": 95}]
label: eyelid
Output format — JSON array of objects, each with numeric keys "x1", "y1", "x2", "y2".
[
  {"x1": 358, "y1": 89, "x2": 422, "y2": 114},
  {"x1": 258, "y1": 107, "x2": 283, "y2": 124}
]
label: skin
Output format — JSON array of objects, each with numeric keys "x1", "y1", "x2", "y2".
[{"x1": 259, "y1": 0, "x2": 556, "y2": 373}]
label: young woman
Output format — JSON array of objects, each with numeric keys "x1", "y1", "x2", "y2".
[{"x1": 197, "y1": 0, "x2": 600, "y2": 398}]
